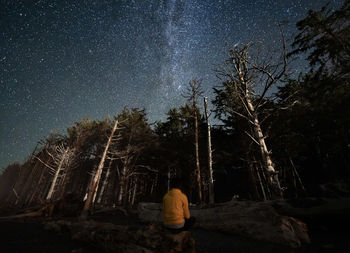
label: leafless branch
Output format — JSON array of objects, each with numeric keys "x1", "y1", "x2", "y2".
[
  {"x1": 135, "y1": 165, "x2": 159, "y2": 173},
  {"x1": 34, "y1": 156, "x2": 56, "y2": 173},
  {"x1": 244, "y1": 131, "x2": 260, "y2": 146}
]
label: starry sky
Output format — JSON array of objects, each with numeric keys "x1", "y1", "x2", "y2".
[{"x1": 0, "y1": 0, "x2": 341, "y2": 170}]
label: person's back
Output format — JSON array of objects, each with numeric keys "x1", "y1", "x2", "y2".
[
  {"x1": 163, "y1": 188, "x2": 190, "y2": 227},
  {"x1": 162, "y1": 178, "x2": 195, "y2": 230}
]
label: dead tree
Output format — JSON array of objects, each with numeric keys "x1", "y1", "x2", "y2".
[
  {"x1": 28, "y1": 155, "x2": 51, "y2": 205},
  {"x1": 81, "y1": 119, "x2": 119, "y2": 218},
  {"x1": 288, "y1": 156, "x2": 306, "y2": 197},
  {"x1": 255, "y1": 164, "x2": 267, "y2": 201},
  {"x1": 114, "y1": 144, "x2": 143, "y2": 205},
  {"x1": 216, "y1": 37, "x2": 287, "y2": 198},
  {"x1": 204, "y1": 97, "x2": 214, "y2": 204},
  {"x1": 46, "y1": 146, "x2": 69, "y2": 200},
  {"x1": 96, "y1": 158, "x2": 113, "y2": 204},
  {"x1": 113, "y1": 129, "x2": 135, "y2": 206},
  {"x1": 107, "y1": 109, "x2": 155, "y2": 206},
  {"x1": 36, "y1": 144, "x2": 76, "y2": 200},
  {"x1": 183, "y1": 79, "x2": 204, "y2": 203}
]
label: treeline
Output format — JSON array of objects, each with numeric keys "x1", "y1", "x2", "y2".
[{"x1": 0, "y1": 1, "x2": 349, "y2": 210}]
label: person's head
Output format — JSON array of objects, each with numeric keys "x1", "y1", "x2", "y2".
[{"x1": 170, "y1": 177, "x2": 183, "y2": 190}]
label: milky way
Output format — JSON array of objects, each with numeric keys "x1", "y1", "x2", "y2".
[{"x1": 0, "y1": 0, "x2": 340, "y2": 170}]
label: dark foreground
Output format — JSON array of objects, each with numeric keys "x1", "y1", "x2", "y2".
[{"x1": 0, "y1": 212, "x2": 348, "y2": 253}]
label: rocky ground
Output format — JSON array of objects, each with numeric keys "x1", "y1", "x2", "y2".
[
  {"x1": 1, "y1": 200, "x2": 349, "y2": 253},
  {"x1": 0, "y1": 219, "x2": 104, "y2": 253}
]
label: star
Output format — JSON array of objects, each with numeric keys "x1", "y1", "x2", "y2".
[{"x1": 0, "y1": 0, "x2": 338, "y2": 170}]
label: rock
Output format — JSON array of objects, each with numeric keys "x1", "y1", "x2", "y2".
[
  {"x1": 138, "y1": 200, "x2": 310, "y2": 248},
  {"x1": 272, "y1": 197, "x2": 350, "y2": 220},
  {"x1": 44, "y1": 220, "x2": 196, "y2": 253},
  {"x1": 135, "y1": 224, "x2": 195, "y2": 253},
  {"x1": 138, "y1": 202, "x2": 162, "y2": 223}
]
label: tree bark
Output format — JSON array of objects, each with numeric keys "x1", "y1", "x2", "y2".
[
  {"x1": 47, "y1": 147, "x2": 69, "y2": 200},
  {"x1": 81, "y1": 120, "x2": 119, "y2": 218},
  {"x1": 204, "y1": 97, "x2": 214, "y2": 204},
  {"x1": 131, "y1": 178, "x2": 137, "y2": 206},
  {"x1": 289, "y1": 156, "x2": 306, "y2": 197},
  {"x1": 193, "y1": 89, "x2": 202, "y2": 203},
  {"x1": 117, "y1": 166, "x2": 127, "y2": 205},
  {"x1": 184, "y1": 79, "x2": 203, "y2": 203},
  {"x1": 255, "y1": 165, "x2": 267, "y2": 201},
  {"x1": 245, "y1": 92, "x2": 282, "y2": 198},
  {"x1": 97, "y1": 159, "x2": 112, "y2": 204}
]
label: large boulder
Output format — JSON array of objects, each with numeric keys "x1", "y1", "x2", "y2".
[{"x1": 138, "y1": 200, "x2": 310, "y2": 248}]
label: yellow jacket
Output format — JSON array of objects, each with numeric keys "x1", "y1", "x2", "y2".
[{"x1": 162, "y1": 188, "x2": 190, "y2": 225}]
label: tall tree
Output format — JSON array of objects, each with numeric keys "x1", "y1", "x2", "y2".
[
  {"x1": 81, "y1": 119, "x2": 119, "y2": 218},
  {"x1": 66, "y1": 118, "x2": 112, "y2": 201},
  {"x1": 45, "y1": 144, "x2": 74, "y2": 200},
  {"x1": 290, "y1": 0, "x2": 350, "y2": 79},
  {"x1": 183, "y1": 79, "x2": 204, "y2": 203},
  {"x1": 214, "y1": 39, "x2": 287, "y2": 199},
  {"x1": 109, "y1": 108, "x2": 156, "y2": 206},
  {"x1": 272, "y1": 1, "x2": 350, "y2": 193},
  {"x1": 204, "y1": 97, "x2": 214, "y2": 204}
]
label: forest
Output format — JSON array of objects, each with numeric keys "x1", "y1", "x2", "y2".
[
  {"x1": 0, "y1": 1, "x2": 349, "y2": 212},
  {"x1": 0, "y1": 3, "x2": 349, "y2": 252}
]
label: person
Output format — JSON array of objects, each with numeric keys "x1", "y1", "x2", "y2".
[{"x1": 162, "y1": 177, "x2": 195, "y2": 231}]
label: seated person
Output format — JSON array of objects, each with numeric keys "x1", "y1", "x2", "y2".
[{"x1": 162, "y1": 177, "x2": 195, "y2": 230}]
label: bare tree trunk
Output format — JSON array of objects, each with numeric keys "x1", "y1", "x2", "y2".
[
  {"x1": 249, "y1": 162, "x2": 260, "y2": 200},
  {"x1": 131, "y1": 178, "x2": 137, "y2": 206},
  {"x1": 127, "y1": 178, "x2": 132, "y2": 204},
  {"x1": 150, "y1": 174, "x2": 157, "y2": 196},
  {"x1": 81, "y1": 120, "x2": 119, "y2": 218},
  {"x1": 28, "y1": 165, "x2": 46, "y2": 205},
  {"x1": 216, "y1": 41, "x2": 288, "y2": 200},
  {"x1": 194, "y1": 97, "x2": 202, "y2": 204},
  {"x1": 97, "y1": 159, "x2": 112, "y2": 204},
  {"x1": 12, "y1": 188, "x2": 19, "y2": 204},
  {"x1": 57, "y1": 154, "x2": 75, "y2": 199},
  {"x1": 47, "y1": 147, "x2": 69, "y2": 200},
  {"x1": 204, "y1": 97, "x2": 214, "y2": 204},
  {"x1": 117, "y1": 167, "x2": 126, "y2": 205},
  {"x1": 289, "y1": 156, "x2": 306, "y2": 197},
  {"x1": 92, "y1": 178, "x2": 100, "y2": 204},
  {"x1": 245, "y1": 93, "x2": 282, "y2": 198},
  {"x1": 184, "y1": 79, "x2": 203, "y2": 203},
  {"x1": 260, "y1": 162, "x2": 272, "y2": 199},
  {"x1": 255, "y1": 165, "x2": 267, "y2": 201},
  {"x1": 57, "y1": 168, "x2": 68, "y2": 199}
]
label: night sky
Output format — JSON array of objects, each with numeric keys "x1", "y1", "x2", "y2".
[{"x1": 0, "y1": 0, "x2": 340, "y2": 170}]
